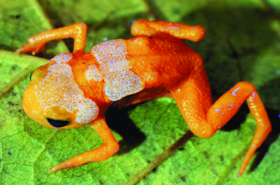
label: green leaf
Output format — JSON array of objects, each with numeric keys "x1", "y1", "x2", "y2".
[{"x1": 1, "y1": 0, "x2": 280, "y2": 185}]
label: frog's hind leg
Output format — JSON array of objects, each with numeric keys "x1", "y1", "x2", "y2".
[
  {"x1": 16, "y1": 23, "x2": 87, "y2": 54},
  {"x1": 131, "y1": 19, "x2": 205, "y2": 41},
  {"x1": 170, "y1": 66, "x2": 271, "y2": 176}
]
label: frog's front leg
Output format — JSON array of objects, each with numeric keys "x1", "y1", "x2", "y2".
[
  {"x1": 131, "y1": 19, "x2": 205, "y2": 41},
  {"x1": 50, "y1": 117, "x2": 119, "y2": 172},
  {"x1": 16, "y1": 23, "x2": 87, "y2": 55},
  {"x1": 170, "y1": 66, "x2": 271, "y2": 176}
]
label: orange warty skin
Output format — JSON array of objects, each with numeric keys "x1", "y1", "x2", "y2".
[{"x1": 17, "y1": 20, "x2": 271, "y2": 176}]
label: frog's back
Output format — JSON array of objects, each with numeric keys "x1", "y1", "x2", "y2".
[
  {"x1": 125, "y1": 36, "x2": 204, "y2": 89},
  {"x1": 90, "y1": 39, "x2": 144, "y2": 101},
  {"x1": 89, "y1": 37, "x2": 203, "y2": 102}
]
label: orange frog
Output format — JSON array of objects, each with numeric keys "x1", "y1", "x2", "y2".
[{"x1": 16, "y1": 20, "x2": 271, "y2": 176}]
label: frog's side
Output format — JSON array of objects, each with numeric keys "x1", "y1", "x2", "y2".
[{"x1": 17, "y1": 20, "x2": 271, "y2": 176}]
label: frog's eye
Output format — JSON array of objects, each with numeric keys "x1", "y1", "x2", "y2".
[
  {"x1": 47, "y1": 118, "x2": 69, "y2": 127},
  {"x1": 29, "y1": 71, "x2": 34, "y2": 81}
]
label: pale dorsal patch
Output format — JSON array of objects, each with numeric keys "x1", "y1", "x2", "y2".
[
  {"x1": 49, "y1": 53, "x2": 73, "y2": 64},
  {"x1": 34, "y1": 61, "x2": 98, "y2": 124},
  {"x1": 91, "y1": 39, "x2": 143, "y2": 101},
  {"x1": 85, "y1": 65, "x2": 102, "y2": 82}
]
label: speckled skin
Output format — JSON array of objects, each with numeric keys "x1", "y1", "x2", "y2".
[{"x1": 17, "y1": 20, "x2": 271, "y2": 176}]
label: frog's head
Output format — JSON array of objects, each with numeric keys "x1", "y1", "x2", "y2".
[{"x1": 22, "y1": 53, "x2": 99, "y2": 129}]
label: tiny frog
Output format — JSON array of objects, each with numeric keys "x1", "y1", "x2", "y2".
[{"x1": 17, "y1": 20, "x2": 271, "y2": 176}]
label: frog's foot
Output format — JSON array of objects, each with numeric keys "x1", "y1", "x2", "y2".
[
  {"x1": 49, "y1": 142, "x2": 119, "y2": 172},
  {"x1": 15, "y1": 39, "x2": 45, "y2": 55}
]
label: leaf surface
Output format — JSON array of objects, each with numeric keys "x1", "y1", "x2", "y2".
[{"x1": 0, "y1": 0, "x2": 280, "y2": 184}]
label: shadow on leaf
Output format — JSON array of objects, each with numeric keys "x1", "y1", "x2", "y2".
[{"x1": 106, "y1": 104, "x2": 146, "y2": 155}]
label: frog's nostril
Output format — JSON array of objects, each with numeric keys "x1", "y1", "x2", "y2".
[{"x1": 47, "y1": 118, "x2": 69, "y2": 127}]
